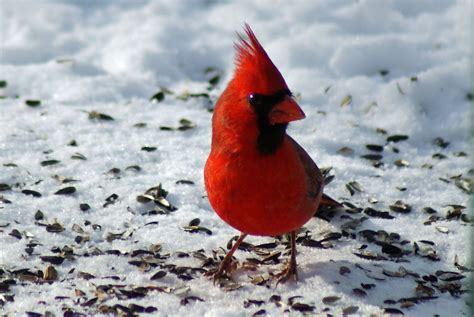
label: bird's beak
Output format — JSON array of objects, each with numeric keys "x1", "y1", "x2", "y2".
[{"x1": 269, "y1": 96, "x2": 306, "y2": 125}]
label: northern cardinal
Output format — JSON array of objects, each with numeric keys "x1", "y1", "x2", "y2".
[{"x1": 204, "y1": 24, "x2": 339, "y2": 284}]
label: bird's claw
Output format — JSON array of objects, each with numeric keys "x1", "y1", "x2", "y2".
[
  {"x1": 275, "y1": 260, "x2": 298, "y2": 286},
  {"x1": 210, "y1": 259, "x2": 238, "y2": 285}
]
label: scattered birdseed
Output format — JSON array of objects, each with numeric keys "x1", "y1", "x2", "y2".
[
  {"x1": 25, "y1": 99, "x2": 41, "y2": 107},
  {"x1": 366, "y1": 144, "x2": 384, "y2": 152},
  {"x1": 41, "y1": 160, "x2": 60, "y2": 167},
  {"x1": 54, "y1": 186, "x2": 76, "y2": 195},
  {"x1": 386, "y1": 135, "x2": 409, "y2": 143},
  {"x1": 88, "y1": 111, "x2": 114, "y2": 121},
  {"x1": 340, "y1": 94, "x2": 352, "y2": 106}
]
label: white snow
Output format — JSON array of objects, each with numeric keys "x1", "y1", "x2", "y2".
[{"x1": 0, "y1": 0, "x2": 471, "y2": 316}]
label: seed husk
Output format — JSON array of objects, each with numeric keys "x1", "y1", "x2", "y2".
[
  {"x1": 435, "y1": 226, "x2": 449, "y2": 234},
  {"x1": 0, "y1": 183, "x2": 12, "y2": 191},
  {"x1": 88, "y1": 111, "x2": 114, "y2": 121},
  {"x1": 125, "y1": 165, "x2": 141, "y2": 172},
  {"x1": 340, "y1": 94, "x2": 352, "y2": 106},
  {"x1": 432, "y1": 153, "x2": 447, "y2": 160},
  {"x1": 389, "y1": 201, "x2": 411, "y2": 213},
  {"x1": 34, "y1": 210, "x2": 44, "y2": 220},
  {"x1": 25, "y1": 99, "x2": 41, "y2": 107},
  {"x1": 141, "y1": 146, "x2": 157, "y2": 152},
  {"x1": 322, "y1": 296, "x2": 340, "y2": 305},
  {"x1": 54, "y1": 186, "x2": 76, "y2": 195},
  {"x1": 384, "y1": 308, "x2": 404, "y2": 315},
  {"x1": 41, "y1": 159, "x2": 60, "y2": 166},
  {"x1": 40, "y1": 255, "x2": 65, "y2": 265},
  {"x1": 150, "y1": 271, "x2": 167, "y2": 280},
  {"x1": 46, "y1": 222, "x2": 65, "y2": 233},
  {"x1": 394, "y1": 159, "x2": 409, "y2": 167},
  {"x1": 22, "y1": 189, "x2": 42, "y2": 197},
  {"x1": 337, "y1": 147, "x2": 354, "y2": 156},
  {"x1": 339, "y1": 266, "x2": 351, "y2": 275},
  {"x1": 353, "y1": 288, "x2": 367, "y2": 297},
  {"x1": 43, "y1": 265, "x2": 58, "y2": 281},
  {"x1": 181, "y1": 296, "x2": 205, "y2": 306},
  {"x1": 79, "y1": 203, "x2": 91, "y2": 211},
  {"x1": 432, "y1": 137, "x2": 449, "y2": 148},
  {"x1": 291, "y1": 302, "x2": 315, "y2": 312},
  {"x1": 386, "y1": 135, "x2": 409, "y2": 143},
  {"x1": 360, "y1": 154, "x2": 383, "y2": 161},
  {"x1": 9, "y1": 229, "x2": 22, "y2": 239},
  {"x1": 366, "y1": 144, "x2": 384, "y2": 152},
  {"x1": 178, "y1": 118, "x2": 196, "y2": 131},
  {"x1": 342, "y1": 306, "x2": 359, "y2": 315},
  {"x1": 71, "y1": 152, "x2": 87, "y2": 160},
  {"x1": 150, "y1": 91, "x2": 165, "y2": 102}
]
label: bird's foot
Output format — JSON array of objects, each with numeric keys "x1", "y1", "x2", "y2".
[
  {"x1": 210, "y1": 258, "x2": 238, "y2": 285},
  {"x1": 274, "y1": 257, "x2": 298, "y2": 285}
]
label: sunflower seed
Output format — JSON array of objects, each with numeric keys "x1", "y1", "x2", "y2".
[
  {"x1": 291, "y1": 302, "x2": 315, "y2": 312},
  {"x1": 339, "y1": 266, "x2": 351, "y2": 275},
  {"x1": 88, "y1": 111, "x2": 114, "y2": 121},
  {"x1": 150, "y1": 91, "x2": 165, "y2": 102},
  {"x1": 79, "y1": 203, "x2": 91, "y2": 211},
  {"x1": 389, "y1": 201, "x2": 411, "y2": 213},
  {"x1": 384, "y1": 308, "x2": 404, "y2": 315},
  {"x1": 342, "y1": 306, "x2": 359, "y2": 315},
  {"x1": 366, "y1": 144, "x2": 384, "y2": 152},
  {"x1": 25, "y1": 99, "x2": 41, "y2": 107},
  {"x1": 322, "y1": 296, "x2": 340, "y2": 305},
  {"x1": 181, "y1": 296, "x2": 205, "y2": 306},
  {"x1": 54, "y1": 186, "x2": 76, "y2": 195},
  {"x1": 40, "y1": 256, "x2": 65, "y2": 265},
  {"x1": 43, "y1": 265, "x2": 58, "y2": 281},
  {"x1": 387, "y1": 135, "x2": 409, "y2": 143},
  {"x1": 125, "y1": 165, "x2": 141, "y2": 172},
  {"x1": 41, "y1": 160, "x2": 60, "y2": 166},
  {"x1": 22, "y1": 189, "x2": 42, "y2": 197},
  {"x1": 46, "y1": 222, "x2": 64, "y2": 233},
  {"x1": 150, "y1": 271, "x2": 167, "y2": 280},
  {"x1": 435, "y1": 226, "x2": 449, "y2": 234},
  {"x1": 141, "y1": 146, "x2": 157, "y2": 152},
  {"x1": 360, "y1": 154, "x2": 383, "y2": 161},
  {"x1": 178, "y1": 118, "x2": 196, "y2": 131},
  {"x1": 71, "y1": 152, "x2": 87, "y2": 160},
  {"x1": 189, "y1": 218, "x2": 201, "y2": 226},
  {"x1": 394, "y1": 159, "x2": 409, "y2": 167},
  {"x1": 432, "y1": 153, "x2": 447, "y2": 160},
  {"x1": 337, "y1": 147, "x2": 354, "y2": 155},
  {"x1": 340, "y1": 94, "x2": 352, "y2": 106},
  {"x1": 432, "y1": 137, "x2": 449, "y2": 148}
]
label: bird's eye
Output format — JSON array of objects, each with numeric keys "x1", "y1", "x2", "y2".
[{"x1": 248, "y1": 93, "x2": 263, "y2": 107}]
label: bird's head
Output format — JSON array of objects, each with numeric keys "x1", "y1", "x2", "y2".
[{"x1": 231, "y1": 24, "x2": 305, "y2": 126}]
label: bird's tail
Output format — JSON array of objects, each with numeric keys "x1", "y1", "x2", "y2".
[{"x1": 319, "y1": 193, "x2": 342, "y2": 209}]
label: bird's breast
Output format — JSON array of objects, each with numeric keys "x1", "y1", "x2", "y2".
[{"x1": 204, "y1": 138, "x2": 320, "y2": 236}]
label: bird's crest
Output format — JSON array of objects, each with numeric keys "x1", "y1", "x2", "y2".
[{"x1": 233, "y1": 24, "x2": 288, "y2": 94}]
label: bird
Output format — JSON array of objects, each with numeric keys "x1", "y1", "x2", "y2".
[{"x1": 204, "y1": 24, "x2": 340, "y2": 284}]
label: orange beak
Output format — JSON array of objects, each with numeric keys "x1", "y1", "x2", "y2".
[{"x1": 268, "y1": 96, "x2": 306, "y2": 125}]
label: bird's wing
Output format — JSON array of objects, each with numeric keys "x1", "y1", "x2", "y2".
[
  {"x1": 287, "y1": 136, "x2": 324, "y2": 200},
  {"x1": 288, "y1": 136, "x2": 342, "y2": 208}
]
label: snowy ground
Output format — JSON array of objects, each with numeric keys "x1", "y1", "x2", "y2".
[{"x1": 0, "y1": 0, "x2": 472, "y2": 316}]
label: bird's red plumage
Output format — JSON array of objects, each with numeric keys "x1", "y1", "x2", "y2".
[{"x1": 204, "y1": 25, "x2": 326, "y2": 236}]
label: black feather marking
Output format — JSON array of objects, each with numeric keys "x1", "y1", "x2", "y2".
[{"x1": 248, "y1": 89, "x2": 292, "y2": 155}]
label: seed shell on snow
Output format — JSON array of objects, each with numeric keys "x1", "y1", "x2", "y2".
[{"x1": 54, "y1": 186, "x2": 76, "y2": 195}]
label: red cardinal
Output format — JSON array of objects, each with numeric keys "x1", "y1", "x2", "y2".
[{"x1": 204, "y1": 24, "x2": 339, "y2": 284}]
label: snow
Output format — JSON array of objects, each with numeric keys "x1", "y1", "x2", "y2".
[{"x1": 0, "y1": 0, "x2": 471, "y2": 316}]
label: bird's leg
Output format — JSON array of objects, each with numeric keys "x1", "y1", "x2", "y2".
[
  {"x1": 213, "y1": 232, "x2": 248, "y2": 284},
  {"x1": 275, "y1": 231, "x2": 298, "y2": 285}
]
